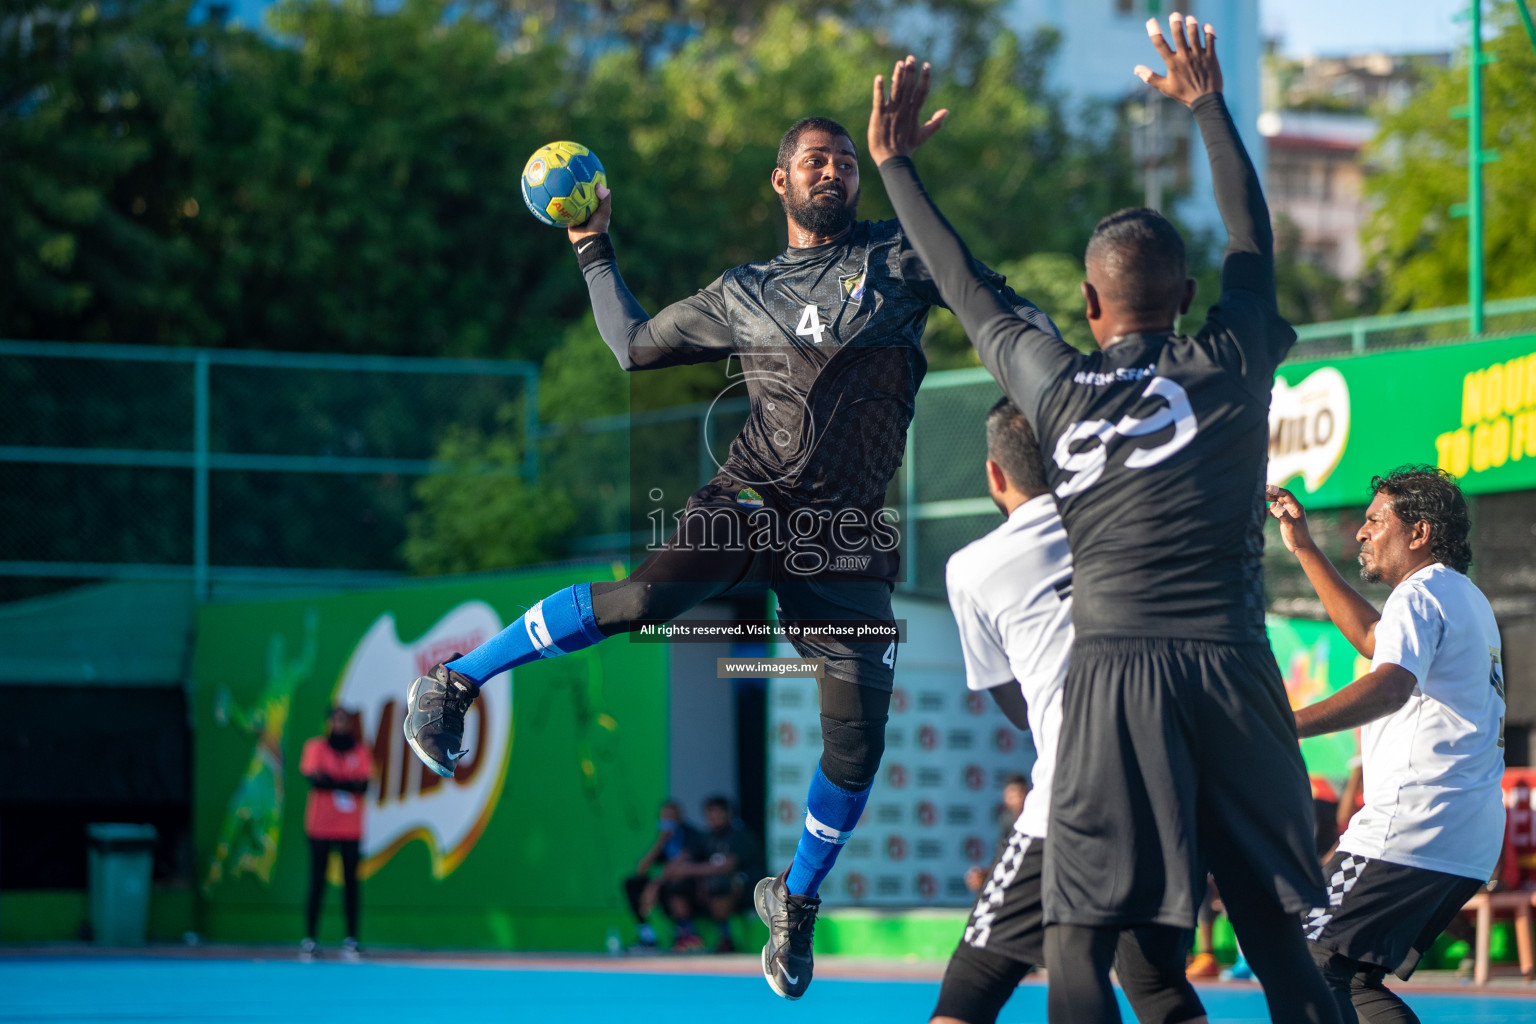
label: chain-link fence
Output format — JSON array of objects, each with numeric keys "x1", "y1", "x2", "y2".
[
  {"x1": 0, "y1": 341, "x2": 536, "y2": 601},
  {"x1": 1290, "y1": 295, "x2": 1536, "y2": 358},
  {"x1": 6, "y1": 296, "x2": 1535, "y2": 603}
]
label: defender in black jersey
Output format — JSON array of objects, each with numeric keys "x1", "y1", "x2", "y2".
[
  {"x1": 870, "y1": 19, "x2": 1337, "y2": 1024},
  {"x1": 403, "y1": 116, "x2": 1057, "y2": 1000}
]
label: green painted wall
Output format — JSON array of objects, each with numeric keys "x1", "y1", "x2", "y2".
[{"x1": 192, "y1": 567, "x2": 669, "y2": 950}]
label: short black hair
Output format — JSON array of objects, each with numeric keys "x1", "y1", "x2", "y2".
[
  {"x1": 1084, "y1": 207, "x2": 1187, "y2": 317},
  {"x1": 777, "y1": 117, "x2": 855, "y2": 173},
  {"x1": 704, "y1": 794, "x2": 733, "y2": 814},
  {"x1": 986, "y1": 397, "x2": 1047, "y2": 496},
  {"x1": 1003, "y1": 773, "x2": 1030, "y2": 789},
  {"x1": 1370, "y1": 465, "x2": 1473, "y2": 573}
]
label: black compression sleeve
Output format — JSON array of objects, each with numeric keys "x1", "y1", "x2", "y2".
[
  {"x1": 1191, "y1": 93, "x2": 1275, "y2": 304},
  {"x1": 580, "y1": 254, "x2": 650, "y2": 371}
]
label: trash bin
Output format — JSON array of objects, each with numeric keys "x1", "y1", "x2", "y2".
[{"x1": 86, "y1": 823, "x2": 157, "y2": 946}]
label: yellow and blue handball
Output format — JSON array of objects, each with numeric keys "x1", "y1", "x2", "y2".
[{"x1": 521, "y1": 141, "x2": 606, "y2": 227}]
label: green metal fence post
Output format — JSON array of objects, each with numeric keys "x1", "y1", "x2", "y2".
[
  {"x1": 1470, "y1": 0, "x2": 1485, "y2": 337},
  {"x1": 522, "y1": 368, "x2": 540, "y2": 483},
  {"x1": 193, "y1": 355, "x2": 210, "y2": 602}
]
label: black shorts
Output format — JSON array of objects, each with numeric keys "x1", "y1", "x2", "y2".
[
  {"x1": 1304, "y1": 850, "x2": 1484, "y2": 980},
  {"x1": 1044, "y1": 637, "x2": 1326, "y2": 929},
  {"x1": 648, "y1": 475, "x2": 900, "y2": 691},
  {"x1": 961, "y1": 830, "x2": 1046, "y2": 964}
]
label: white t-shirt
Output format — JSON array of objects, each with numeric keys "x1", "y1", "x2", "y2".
[
  {"x1": 1339, "y1": 563, "x2": 1506, "y2": 880},
  {"x1": 945, "y1": 494, "x2": 1073, "y2": 839}
]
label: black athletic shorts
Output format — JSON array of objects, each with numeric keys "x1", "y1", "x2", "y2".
[
  {"x1": 662, "y1": 475, "x2": 900, "y2": 691},
  {"x1": 1044, "y1": 637, "x2": 1326, "y2": 929},
  {"x1": 1304, "y1": 850, "x2": 1485, "y2": 980}
]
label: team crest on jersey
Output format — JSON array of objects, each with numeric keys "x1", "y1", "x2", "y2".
[
  {"x1": 839, "y1": 271, "x2": 866, "y2": 303},
  {"x1": 736, "y1": 487, "x2": 765, "y2": 509}
]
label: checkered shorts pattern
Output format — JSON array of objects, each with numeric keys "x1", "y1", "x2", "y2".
[
  {"x1": 1303, "y1": 852, "x2": 1371, "y2": 940},
  {"x1": 964, "y1": 833, "x2": 1034, "y2": 949}
]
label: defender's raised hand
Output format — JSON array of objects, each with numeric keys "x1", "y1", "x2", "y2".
[
  {"x1": 868, "y1": 55, "x2": 949, "y2": 166},
  {"x1": 1266, "y1": 484, "x2": 1316, "y2": 556},
  {"x1": 1134, "y1": 12, "x2": 1221, "y2": 107}
]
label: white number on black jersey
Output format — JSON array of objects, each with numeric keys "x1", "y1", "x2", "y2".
[
  {"x1": 796, "y1": 303, "x2": 826, "y2": 345},
  {"x1": 1053, "y1": 376, "x2": 1198, "y2": 498}
]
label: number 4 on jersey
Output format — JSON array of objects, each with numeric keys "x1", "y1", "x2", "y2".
[{"x1": 796, "y1": 304, "x2": 826, "y2": 345}]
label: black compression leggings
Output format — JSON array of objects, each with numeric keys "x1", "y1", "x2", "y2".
[
  {"x1": 1043, "y1": 925, "x2": 1208, "y2": 1024},
  {"x1": 1312, "y1": 948, "x2": 1420, "y2": 1024},
  {"x1": 943, "y1": 927, "x2": 1203, "y2": 1024},
  {"x1": 590, "y1": 534, "x2": 889, "y2": 791},
  {"x1": 590, "y1": 520, "x2": 755, "y2": 634},
  {"x1": 305, "y1": 838, "x2": 360, "y2": 940}
]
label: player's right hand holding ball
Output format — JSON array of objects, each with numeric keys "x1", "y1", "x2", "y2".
[{"x1": 569, "y1": 185, "x2": 612, "y2": 245}]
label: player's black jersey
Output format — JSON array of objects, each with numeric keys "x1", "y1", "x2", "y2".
[
  {"x1": 881, "y1": 94, "x2": 1293, "y2": 643},
  {"x1": 582, "y1": 219, "x2": 1057, "y2": 516}
]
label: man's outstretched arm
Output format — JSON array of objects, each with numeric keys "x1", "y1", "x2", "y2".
[
  {"x1": 1136, "y1": 14, "x2": 1291, "y2": 363},
  {"x1": 1267, "y1": 485, "x2": 1381, "y2": 657},
  {"x1": 568, "y1": 189, "x2": 735, "y2": 371},
  {"x1": 869, "y1": 56, "x2": 1076, "y2": 426}
]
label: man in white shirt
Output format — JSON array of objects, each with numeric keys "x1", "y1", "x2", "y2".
[
  {"x1": 1269, "y1": 465, "x2": 1505, "y2": 1024},
  {"x1": 932, "y1": 398, "x2": 1206, "y2": 1024}
]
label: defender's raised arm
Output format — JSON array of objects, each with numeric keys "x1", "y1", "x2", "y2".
[
  {"x1": 870, "y1": 56, "x2": 1076, "y2": 427},
  {"x1": 1137, "y1": 15, "x2": 1277, "y2": 314}
]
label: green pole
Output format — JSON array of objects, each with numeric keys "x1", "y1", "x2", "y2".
[
  {"x1": 194, "y1": 355, "x2": 210, "y2": 601},
  {"x1": 1517, "y1": 0, "x2": 1536, "y2": 53},
  {"x1": 1469, "y1": 0, "x2": 1485, "y2": 337}
]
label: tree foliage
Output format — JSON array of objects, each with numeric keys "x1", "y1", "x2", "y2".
[{"x1": 1364, "y1": 0, "x2": 1536, "y2": 310}]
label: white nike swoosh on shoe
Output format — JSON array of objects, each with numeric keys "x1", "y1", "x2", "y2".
[
  {"x1": 778, "y1": 964, "x2": 799, "y2": 986},
  {"x1": 447, "y1": 749, "x2": 469, "y2": 762}
]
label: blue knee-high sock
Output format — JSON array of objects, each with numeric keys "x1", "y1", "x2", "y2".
[
  {"x1": 446, "y1": 584, "x2": 605, "y2": 683},
  {"x1": 785, "y1": 763, "x2": 870, "y2": 898}
]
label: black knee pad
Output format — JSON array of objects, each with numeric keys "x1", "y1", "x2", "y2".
[
  {"x1": 933, "y1": 942, "x2": 1032, "y2": 1024},
  {"x1": 819, "y1": 716, "x2": 885, "y2": 791}
]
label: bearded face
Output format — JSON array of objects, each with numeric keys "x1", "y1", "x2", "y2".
[{"x1": 781, "y1": 175, "x2": 859, "y2": 237}]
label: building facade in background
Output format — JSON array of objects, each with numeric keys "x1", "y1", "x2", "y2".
[
  {"x1": 1002, "y1": 0, "x2": 1264, "y2": 235},
  {"x1": 1258, "y1": 51, "x2": 1448, "y2": 282}
]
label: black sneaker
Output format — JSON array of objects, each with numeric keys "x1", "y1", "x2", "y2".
[
  {"x1": 754, "y1": 871, "x2": 819, "y2": 1000},
  {"x1": 404, "y1": 661, "x2": 479, "y2": 777}
]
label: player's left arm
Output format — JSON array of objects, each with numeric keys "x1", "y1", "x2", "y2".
[
  {"x1": 985, "y1": 680, "x2": 1030, "y2": 731},
  {"x1": 1294, "y1": 665, "x2": 1417, "y2": 739},
  {"x1": 1136, "y1": 15, "x2": 1295, "y2": 368},
  {"x1": 569, "y1": 188, "x2": 736, "y2": 371},
  {"x1": 870, "y1": 56, "x2": 1077, "y2": 427},
  {"x1": 1298, "y1": 582, "x2": 1442, "y2": 738}
]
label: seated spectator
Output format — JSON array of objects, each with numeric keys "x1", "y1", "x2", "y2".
[
  {"x1": 965, "y1": 774, "x2": 1030, "y2": 894},
  {"x1": 622, "y1": 799, "x2": 701, "y2": 949},
  {"x1": 661, "y1": 795, "x2": 765, "y2": 953}
]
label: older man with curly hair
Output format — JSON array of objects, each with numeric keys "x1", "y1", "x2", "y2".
[{"x1": 1268, "y1": 466, "x2": 1505, "y2": 1024}]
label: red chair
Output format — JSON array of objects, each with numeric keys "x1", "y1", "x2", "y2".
[{"x1": 1462, "y1": 769, "x2": 1536, "y2": 984}]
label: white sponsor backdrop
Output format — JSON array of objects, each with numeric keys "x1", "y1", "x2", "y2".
[{"x1": 767, "y1": 595, "x2": 1037, "y2": 907}]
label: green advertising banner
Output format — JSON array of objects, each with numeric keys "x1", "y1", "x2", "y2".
[
  {"x1": 1271, "y1": 332, "x2": 1536, "y2": 508},
  {"x1": 1268, "y1": 613, "x2": 1366, "y2": 784},
  {"x1": 193, "y1": 565, "x2": 667, "y2": 949}
]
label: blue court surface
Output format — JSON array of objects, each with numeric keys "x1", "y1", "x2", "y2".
[{"x1": 3, "y1": 955, "x2": 1534, "y2": 1024}]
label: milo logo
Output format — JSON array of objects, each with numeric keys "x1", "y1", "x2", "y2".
[
  {"x1": 334, "y1": 602, "x2": 513, "y2": 880},
  {"x1": 1269, "y1": 367, "x2": 1350, "y2": 492}
]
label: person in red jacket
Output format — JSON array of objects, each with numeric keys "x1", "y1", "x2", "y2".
[{"x1": 299, "y1": 706, "x2": 374, "y2": 960}]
